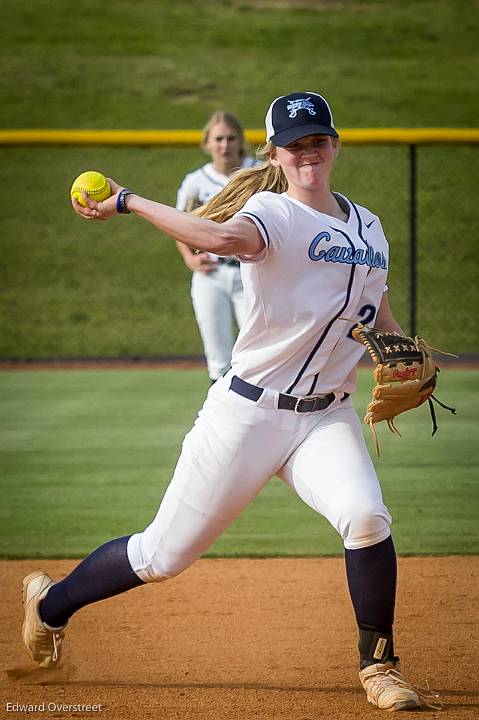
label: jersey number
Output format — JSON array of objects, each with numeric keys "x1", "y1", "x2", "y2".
[{"x1": 347, "y1": 304, "x2": 376, "y2": 338}]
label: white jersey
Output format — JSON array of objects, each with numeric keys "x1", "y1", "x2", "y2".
[
  {"x1": 232, "y1": 191, "x2": 389, "y2": 396},
  {"x1": 176, "y1": 156, "x2": 259, "y2": 263},
  {"x1": 176, "y1": 157, "x2": 258, "y2": 211}
]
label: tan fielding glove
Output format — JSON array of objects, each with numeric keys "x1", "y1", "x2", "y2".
[
  {"x1": 351, "y1": 324, "x2": 456, "y2": 455},
  {"x1": 185, "y1": 193, "x2": 203, "y2": 212}
]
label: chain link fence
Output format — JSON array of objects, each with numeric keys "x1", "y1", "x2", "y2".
[
  {"x1": 0, "y1": 138, "x2": 477, "y2": 359},
  {"x1": 333, "y1": 142, "x2": 478, "y2": 352}
]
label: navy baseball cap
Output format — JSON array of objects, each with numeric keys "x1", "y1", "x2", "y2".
[{"x1": 265, "y1": 91, "x2": 339, "y2": 146}]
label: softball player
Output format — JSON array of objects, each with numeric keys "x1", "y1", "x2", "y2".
[
  {"x1": 175, "y1": 111, "x2": 258, "y2": 382},
  {"x1": 23, "y1": 92, "x2": 440, "y2": 712}
]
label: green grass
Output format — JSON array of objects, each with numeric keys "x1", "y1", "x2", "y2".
[
  {"x1": 0, "y1": 368, "x2": 476, "y2": 558},
  {"x1": 0, "y1": 0, "x2": 478, "y2": 358},
  {"x1": 2, "y1": 1, "x2": 478, "y2": 128}
]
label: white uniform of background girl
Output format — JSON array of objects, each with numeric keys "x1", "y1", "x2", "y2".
[{"x1": 175, "y1": 112, "x2": 258, "y2": 382}]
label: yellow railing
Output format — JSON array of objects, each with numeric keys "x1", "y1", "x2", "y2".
[{"x1": 0, "y1": 128, "x2": 478, "y2": 146}]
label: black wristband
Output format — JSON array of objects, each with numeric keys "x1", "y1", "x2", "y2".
[{"x1": 117, "y1": 188, "x2": 133, "y2": 214}]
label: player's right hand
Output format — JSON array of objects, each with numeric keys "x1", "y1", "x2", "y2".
[
  {"x1": 71, "y1": 177, "x2": 124, "y2": 221},
  {"x1": 71, "y1": 192, "x2": 118, "y2": 221}
]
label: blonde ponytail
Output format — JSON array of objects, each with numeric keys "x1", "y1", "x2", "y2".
[{"x1": 195, "y1": 142, "x2": 287, "y2": 223}]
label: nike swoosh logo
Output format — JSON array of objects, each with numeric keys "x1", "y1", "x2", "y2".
[{"x1": 365, "y1": 219, "x2": 376, "y2": 228}]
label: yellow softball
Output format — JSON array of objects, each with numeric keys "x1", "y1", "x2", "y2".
[{"x1": 70, "y1": 171, "x2": 111, "y2": 207}]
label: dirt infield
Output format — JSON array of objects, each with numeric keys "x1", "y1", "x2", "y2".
[{"x1": 1, "y1": 557, "x2": 477, "y2": 719}]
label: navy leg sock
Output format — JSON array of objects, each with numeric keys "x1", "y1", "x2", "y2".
[
  {"x1": 345, "y1": 535, "x2": 397, "y2": 667},
  {"x1": 40, "y1": 536, "x2": 144, "y2": 628}
]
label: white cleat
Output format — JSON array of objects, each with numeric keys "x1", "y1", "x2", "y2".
[
  {"x1": 22, "y1": 571, "x2": 66, "y2": 668},
  {"x1": 359, "y1": 661, "x2": 442, "y2": 712}
]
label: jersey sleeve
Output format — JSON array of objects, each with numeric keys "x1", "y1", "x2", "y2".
[{"x1": 235, "y1": 192, "x2": 292, "y2": 262}]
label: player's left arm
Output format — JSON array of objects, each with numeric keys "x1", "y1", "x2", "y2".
[{"x1": 374, "y1": 291, "x2": 405, "y2": 335}]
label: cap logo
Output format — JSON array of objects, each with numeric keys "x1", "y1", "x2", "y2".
[{"x1": 287, "y1": 97, "x2": 316, "y2": 118}]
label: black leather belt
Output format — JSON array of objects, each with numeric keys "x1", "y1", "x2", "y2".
[
  {"x1": 217, "y1": 257, "x2": 240, "y2": 267},
  {"x1": 230, "y1": 375, "x2": 349, "y2": 413}
]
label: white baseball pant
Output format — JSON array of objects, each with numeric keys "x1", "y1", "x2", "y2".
[
  {"x1": 127, "y1": 371, "x2": 392, "y2": 582},
  {"x1": 191, "y1": 264, "x2": 246, "y2": 381}
]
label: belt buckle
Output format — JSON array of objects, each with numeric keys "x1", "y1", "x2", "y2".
[
  {"x1": 294, "y1": 394, "x2": 330, "y2": 414},
  {"x1": 294, "y1": 395, "x2": 317, "y2": 414}
]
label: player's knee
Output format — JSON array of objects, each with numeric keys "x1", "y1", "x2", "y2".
[
  {"x1": 339, "y1": 502, "x2": 392, "y2": 549},
  {"x1": 127, "y1": 533, "x2": 194, "y2": 582},
  {"x1": 147, "y1": 554, "x2": 191, "y2": 581},
  {"x1": 142, "y1": 548, "x2": 196, "y2": 582}
]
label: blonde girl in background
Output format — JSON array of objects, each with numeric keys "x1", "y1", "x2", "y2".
[{"x1": 175, "y1": 111, "x2": 259, "y2": 383}]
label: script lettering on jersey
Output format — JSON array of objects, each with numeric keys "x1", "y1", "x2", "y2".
[{"x1": 308, "y1": 232, "x2": 387, "y2": 270}]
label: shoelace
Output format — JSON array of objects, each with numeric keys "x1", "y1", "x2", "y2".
[
  {"x1": 51, "y1": 632, "x2": 63, "y2": 662},
  {"x1": 368, "y1": 666, "x2": 443, "y2": 711},
  {"x1": 35, "y1": 623, "x2": 63, "y2": 662}
]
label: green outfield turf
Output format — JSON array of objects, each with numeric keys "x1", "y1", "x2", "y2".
[
  {"x1": 0, "y1": 368, "x2": 476, "y2": 559},
  {"x1": 3, "y1": 1, "x2": 477, "y2": 130}
]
